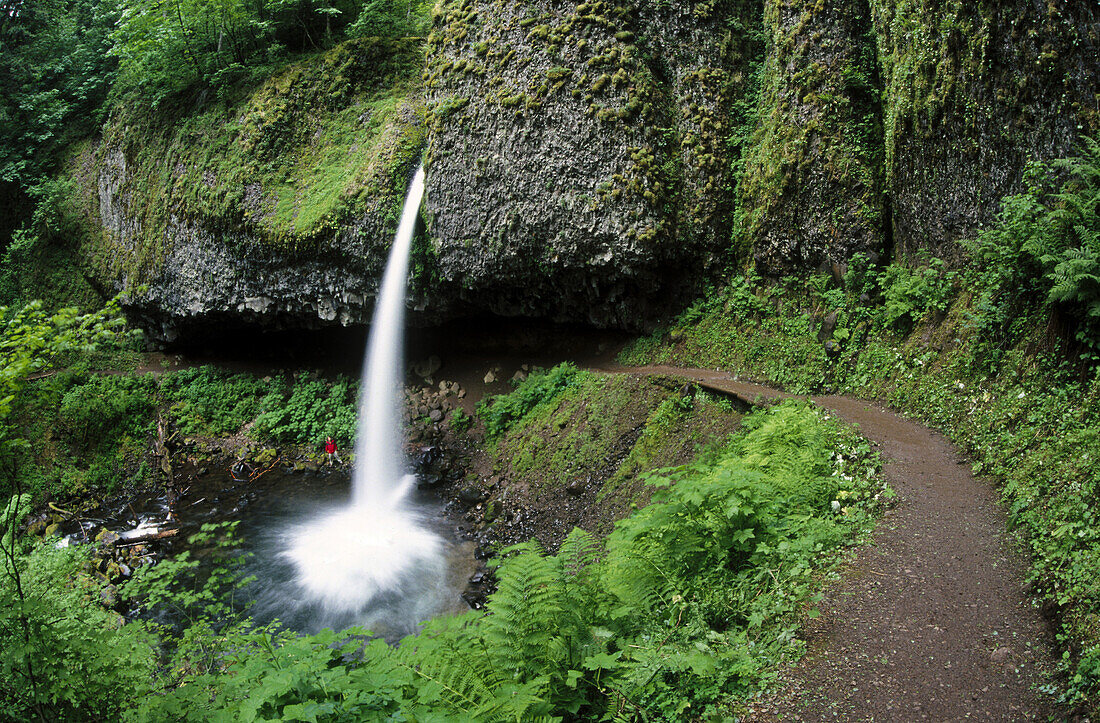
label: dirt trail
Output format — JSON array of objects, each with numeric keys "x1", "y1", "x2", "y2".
[{"x1": 597, "y1": 364, "x2": 1065, "y2": 721}]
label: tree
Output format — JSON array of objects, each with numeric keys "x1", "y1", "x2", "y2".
[{"x1": 0, "y1": 0, "x2": 118, "y2": 248}]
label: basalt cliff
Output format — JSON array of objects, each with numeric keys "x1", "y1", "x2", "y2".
[{"x1": 67, "y1": 0, "x2": 1099, "y2": 342}]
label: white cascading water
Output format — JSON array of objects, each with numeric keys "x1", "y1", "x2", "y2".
[{"x1": 281, "y1": 166, "x2": 444, "y2": 616}]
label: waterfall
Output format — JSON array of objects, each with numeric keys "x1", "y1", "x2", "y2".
[
  {"x1": 280, "y1": 165, "x2": 444, "y2": 617},
  {"x1": 355, "y1": 164, "x2": 425, "y2": 507}
]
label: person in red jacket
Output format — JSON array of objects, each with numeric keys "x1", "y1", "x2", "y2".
[{"x1": 324, "y1": 437, "x2": 342, "y2": 466}]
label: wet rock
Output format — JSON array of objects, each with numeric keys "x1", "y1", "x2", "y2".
[
  {"x1": 483, "y1": 369, "x2": 498, "y2": 384},
  {"x1": 44, "y1": 522, "x2": 60, "y2": 537},
  {"x1": 413, "y1": 356, "x2": 442, "y2": 380},
  {"x1": 417, "y1": 473, "x2": 443, "y2": 487},
  {"x1": 458, "y1": 486, "x2": 485, "y2": 505},
  {"x1": 100, "y1": 585, "x2": 119, "y2": 610},
  {"x1": 94, "y1": 528, "x2": 120, "y2": 545},
  {"x1": 823, "y1": 339, "x2": 840, "y2": 356},
  {"x1": 510, "y1": 370, "x2": 527, "y2": 384},
  {"x1": 414, "y1": 445, "x2": 442, "y2": 469},
  {"x1": 429, "y1": 409, "x2": 444, "y2": 423},
  {"x1": 566, "y1": 479, "x2": 584, "y2": 496},
  {"x1": 26, "y1": 518, "x2": 48, "y2": 536},
  {"x1": 461, "y1": 589, "x2": 486, "y2": 610},
  {"x1": 252, "y1": 447, "x2": 278, "y2": 465},
  {"x1": 817, "y1": 310, "x2": 839, "y2": 342}
]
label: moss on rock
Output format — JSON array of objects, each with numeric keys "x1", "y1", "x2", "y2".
[
  {"x1": 738, "y1": 0, "x2": 885, "y2": 275},
  {"x1": 68, "y1": 38, "x2": 429, "y2": 340}
]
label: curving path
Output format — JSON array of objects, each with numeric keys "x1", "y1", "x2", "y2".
[{"x1": 596, "y1": 364, "x2": 1065, "y2": 721}]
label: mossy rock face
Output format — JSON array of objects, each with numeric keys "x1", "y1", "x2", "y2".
[
  {"x1": 871, "y1": 0, "x2": 1100, "y2": 262},
  {"x1": 740, "y1": 0, "x2": 886, "y2": 276},
  {"x1": 479, "y1": 372, "x2": 745, "y2": 551},
  {"x1": 422, "y1": 0, "x2": 758, "y2": 329},
  {"x1": 70, "y1": 38, "x2": 429, "y2": 342}
]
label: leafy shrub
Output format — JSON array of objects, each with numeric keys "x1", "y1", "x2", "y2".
[
  {"x1": 0, "y1": 496, "x2": 157, "y2": 720},
  {"x1": 880, "y1": 257, "x2": 958, "y2": 333},
  {"x1": 478, "y1": 362, "x2": 582, "y2": 437},
  {"x1": 723, "y1": 273, "x2": 768, "y2": 318},
  {"x1": 251, "y1": 372, "x2": 358, "y2": 445},
  {"x1": 161, "y1": 367, "x2": 272, "y2": 437},
  {"x1": 448, "y1": 407, "x2": 471, "y2": 432},
  {"x1": 59, "y1": 375, "x2": 156, "y2": 455},
  {"x1": 348, "y1": 0, "x2": 432, "y2": 38},
  {"x1": 966, "y1": 138, "x2": 1100, "y2": 356}
]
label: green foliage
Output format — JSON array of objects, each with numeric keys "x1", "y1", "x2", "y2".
[
  {"x1": 448, "y1": 406, "x2": 471, "y2": 432},
  {"x1": 0, "y1": 0, "x2": 117, "y2": 189},
  {"x1": 59, "y1": 375, "x2": 155, "y2": 454},
  {"x1": 109, "y1": 0, "x2": 428, "y2": 105},
  {"x1": 478, "y1": 362, "x2": 583, "y2": 438},
  {"x1": 0, "y1": 496, "x2": 157, "y2": 721},
  {"x1": 966, "y1": 139, "x2": 1100, "y2": 357},
  {"x1": 348, "y1": 0, "x2": 431, "y2": 38},
  {"x1": 0, "y1": 300, "x2": 127, "y2": 499},
  {"x1": 252, "y1": 372, "x2": 358, "y2": 445},
  {"x1": 880, "y1": 257, "x2": 958, "y2": 333},
  {"x1": 132, "y1": 402, "x2": 883, "y2": 720},
  {"x1": 161, "y1": 366, "x2": 271, "y2": 437}
]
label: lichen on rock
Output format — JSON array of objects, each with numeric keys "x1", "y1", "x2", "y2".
[
  {"x1": 739, "y1": 0, "x2": 886, "y2": 276},
  {"x1": 871, "y1": 0, "x2": 1100, "y2": 261}
]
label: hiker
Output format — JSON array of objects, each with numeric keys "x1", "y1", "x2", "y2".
[{"x1": 324, "y1": 437, "x2": 342, "y2": 466}]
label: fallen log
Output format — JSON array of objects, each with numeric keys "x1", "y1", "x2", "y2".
[{"x1": 114, "y1": 528, "x2": 179, "y2": 546}]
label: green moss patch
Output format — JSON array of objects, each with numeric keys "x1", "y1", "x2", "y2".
[
  {"x1": 480, "y1": 367, "x2": 746, "y2": 542},
  {"x1": 74, "y1": 38, "x2": 427, "y2": 286}
]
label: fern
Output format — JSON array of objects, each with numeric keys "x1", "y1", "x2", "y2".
[
  {"x1": 126, "y1": 399, "x2": 882, "y2": 721},
  {"x1": 967, "y1": 136, "x2": 1100, "y2": 355}
]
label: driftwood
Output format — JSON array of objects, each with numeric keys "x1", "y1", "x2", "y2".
[
  {"x1": 47, "y1": 501, "x2": 75, "y2": 517},
  {"x1": 114, "y1": 528, "x2": 179, "y2": 546}
]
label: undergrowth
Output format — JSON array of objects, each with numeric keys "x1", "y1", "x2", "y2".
[
  {"x1": 477, "y1": 361, "x2": 583, "y2": 438},
  {"x1": 6, "y1": 364, "x2": 359, "y2": 503},
  {"x1": 620, "y1": 257, "x2": 1100, "y2": 711},
  {"x1": 99, "y1": 400, "x2": 884, "y2": 720},
  {"x1": 479, "y1": 370, "x2": 751, "y2": 552}
]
